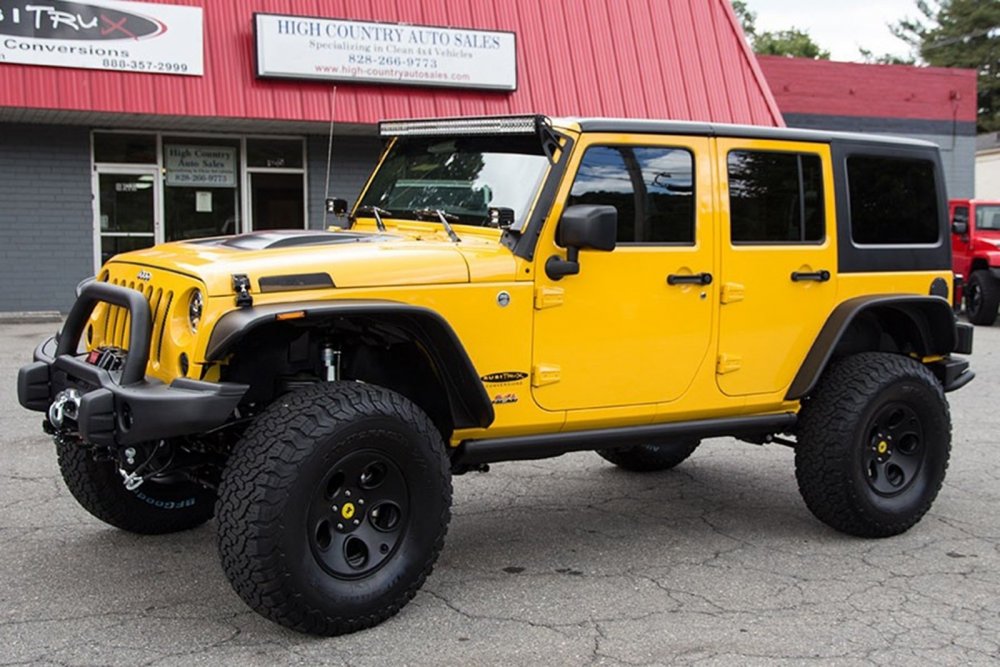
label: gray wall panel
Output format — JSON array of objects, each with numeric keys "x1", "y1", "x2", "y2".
[
  {"x1": 0, "y1": 124, "x2": 92, "y2": 313},
  {"x1": 306, "y1": 134, "x2": 383, "y2": 229}
]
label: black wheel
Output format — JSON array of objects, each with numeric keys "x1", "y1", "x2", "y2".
[
  {"x1": 216, "y1": 381, "x2": 451, "y2": 636},
  {"x1": 597, "y1": 440, "x2": 700, "y2": 472},
  {"x1": 55, "y1": 438, "x2": 215, "y2": 534},
  {"x1": 795, "y1": 352, "x2": 950, "y2": 538},
  {"x1": 965, "y1": 270, "x2": 1000, "y2": 325}
]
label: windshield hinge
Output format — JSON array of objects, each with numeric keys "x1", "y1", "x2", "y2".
[
  {"x1": 232, "y1": 274, "x2": 253, "y2": 308},
  {"x1": 535, "y1": 117, "x2": 562, "y2": 165}
]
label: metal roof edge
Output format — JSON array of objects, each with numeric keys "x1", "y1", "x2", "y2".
[{"x1": 716, "y1": 0, "x2": 786, "y2": 128}]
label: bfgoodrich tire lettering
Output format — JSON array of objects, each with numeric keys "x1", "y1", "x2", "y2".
[
  {"x1": 215, "y1": 381, "x2": 452, "y2": 636},
  {"x1": 795, "y1": 352, "x2": 950, "y2": 537},
  {"x1": 56, "y1": 438, "x2": 215, "y2": 534}
]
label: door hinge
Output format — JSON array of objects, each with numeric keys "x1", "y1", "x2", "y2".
[
  {"x1": 532, "y1": 364, "x2": 561, "y2": 387},
  {"x1": 534, "y1": 286, "x2": 565, "y2": 310},
  {"x1": 720, "y1": 282, "x2": 745, "y2": 304},
  {"x1": 716, "y1": 354, "x2": 742, "y2": 375}
]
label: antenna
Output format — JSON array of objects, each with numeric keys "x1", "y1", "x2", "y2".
[{"x1": 322, "y1": 86, "x2": 338, "y2": 228}]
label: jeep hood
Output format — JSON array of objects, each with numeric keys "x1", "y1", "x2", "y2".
[{"x1": 107, "y1": 229, "x2": 517, "y2": 295}]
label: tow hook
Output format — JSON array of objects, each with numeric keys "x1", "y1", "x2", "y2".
[
  {"x1": 48, "y1": 389, "x2": 82, "y2": 430},
  {"x1": 119, "y1": 468, "x2": 145, "y2": 491}
]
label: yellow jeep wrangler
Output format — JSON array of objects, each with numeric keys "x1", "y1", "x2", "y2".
[{"x1": 18, "y1": 115, "x2": 974, "y2": 635}]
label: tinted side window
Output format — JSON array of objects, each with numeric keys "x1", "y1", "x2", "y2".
[
  {"x1": 727, "y1": 151, "x2": 825, "y2": 243},
  {"x1": 567, "y1": 145, "x2": 694, "y2": 244},
  {"x1": 847, "y1": 156, "x2": 939, "y2": 245}
]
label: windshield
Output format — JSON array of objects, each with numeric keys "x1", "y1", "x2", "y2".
[
  {"x1": 357, "y1": 135, "x2": 550, "y2": 229},
  {"x1": 976, "y1": 205, "x2": 1000, "y2": 231}
]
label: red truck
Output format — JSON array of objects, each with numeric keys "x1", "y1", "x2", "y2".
[{"x1": 952, "y1": 198, "x2": 1000, "y2": 324}]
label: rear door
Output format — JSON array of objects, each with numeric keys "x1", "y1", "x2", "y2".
[{"x1": 714, "y1": 139, "x2": 838, "y2": 397}]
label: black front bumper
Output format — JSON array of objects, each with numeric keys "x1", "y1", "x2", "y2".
[{"x1": 17, "y1": 282, "x2": 247, "y2": 447}]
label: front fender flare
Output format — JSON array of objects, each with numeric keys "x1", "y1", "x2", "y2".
[{"x1": 205, "y1": 300, "x2": 494, "y2": 430}]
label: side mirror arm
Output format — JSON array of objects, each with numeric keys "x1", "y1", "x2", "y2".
[{"x1": 545, "y1": 247, "x2": 580, "y2": 280}]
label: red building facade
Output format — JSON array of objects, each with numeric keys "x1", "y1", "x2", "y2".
[{"x1": 0, "y1": 0, "x2": 782, "y2": 313}]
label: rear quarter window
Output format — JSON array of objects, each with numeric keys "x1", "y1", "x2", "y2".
[{"x1": 847, "y1": 156, "x2": 939, "y2": 245}]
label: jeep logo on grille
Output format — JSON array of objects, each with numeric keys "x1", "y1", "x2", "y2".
[{"x1": 137, "y1": 270, "x2": 152, "y2": 281}]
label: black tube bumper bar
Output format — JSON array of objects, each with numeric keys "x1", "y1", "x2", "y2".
[{"x1": 17, "y1": 282, "x2": 248, "y2": 447}]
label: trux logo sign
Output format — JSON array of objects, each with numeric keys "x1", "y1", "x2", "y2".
[{"x1": 0, "y1": 1, "x2": 165, "y2": 41}]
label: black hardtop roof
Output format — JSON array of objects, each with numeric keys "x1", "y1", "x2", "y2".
[{"x1": 561, "y1": 117, "x2": 938, "y2": 149}]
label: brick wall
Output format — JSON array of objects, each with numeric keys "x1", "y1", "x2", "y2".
[
  {"x1": 0, "y1": 124, "x2": 93, "y2": 313},
  {"x1": 306, "y1": 134, "x2": 383, "y2": 229}
]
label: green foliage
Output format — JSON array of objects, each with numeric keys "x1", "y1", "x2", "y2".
[
  {"x1": 732, "y1": 0, "x2": 757, "y2": 38},
  {"x1": 754, "y1": 29, "x2": 832, "y2": 59},
  {"x1": 730, "y1": 1, "x2": 830, "y2": 60},
  {"x1": 892, "y1": 0, "x2": 1000, "y2": 133},
  {"x1": 858, "y1": 47, "x2": 917, "y2": 66}
]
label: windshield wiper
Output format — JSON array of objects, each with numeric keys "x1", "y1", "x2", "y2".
[
  {"x1": 354, "y1": 204, "x2": 389, "y2": 232},
  {"x1": 412, "y1": 208, "x2": 461, "y2": 243}
]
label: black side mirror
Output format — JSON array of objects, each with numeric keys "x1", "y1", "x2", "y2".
[
  {"x1": 952, "y1": 209, "x2": 969, "y2": 235},
  {"x1": 326, "y1": 198, "x2": 349, "y2": 217},
  {"x1": 545, "y1": 205, "x2": 617, "y2": 280}
]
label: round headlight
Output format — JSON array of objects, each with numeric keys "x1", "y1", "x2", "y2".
[{"x1": 188, "y1": 289, "x2": 203, "y2": 332}]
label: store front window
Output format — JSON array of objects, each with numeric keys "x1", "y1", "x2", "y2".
[
  {"x1": 163, "y1": 137, "x2": 241, "y2": 241},
  {"x1": 91, "y1": 131, "x2": 307, "y2": 270}
]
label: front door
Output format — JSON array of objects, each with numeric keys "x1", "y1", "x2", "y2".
[
  {"x1": 531, "y1": 135, "x2": 715, "y2": 411},
  {"x1": 715, "y1": 139, "x2": 838, "y2": 397},
  {"x1": 95, "y1": 167, "x2": 161, "y2": 266}
]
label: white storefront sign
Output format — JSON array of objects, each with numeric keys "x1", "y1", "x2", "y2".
[
  {"x1": 165, "y1": 145, "x2": 237, "y2": 188},
  {"x1": 0, "y1": 0, "x2": 203, "y2": 76},
  {"x1": 254, "y1": 13, "x2": 517, "y2": 91}
]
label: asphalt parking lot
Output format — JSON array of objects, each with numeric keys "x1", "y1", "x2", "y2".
[{"x1": 2, "y1": 320, "x2": 998, "y2": 666}]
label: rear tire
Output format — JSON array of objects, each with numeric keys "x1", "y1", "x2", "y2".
[
  {"x1": 795, "y1": 352, "x2": 950, "y2": 538},
  {"x1": 56, "y1": 439, "x2": 215, "y2": 534},
  {"x1": 216, "y1": 381, "x2": 452, "y2": 636},
  {"x1": 965, "y1": 270, "x2": 1000, "y2": 325},
  {"x1": 597, "y1": 440, "x2": 700, "y2": 472}
]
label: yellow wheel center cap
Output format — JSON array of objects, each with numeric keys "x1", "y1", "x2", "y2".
[
  {"x1": 877, "y1": 441, "x2": 888, "y2": 455},
  {"x1": 341, "y1": 502, "x2": 356, "y2": 520}
]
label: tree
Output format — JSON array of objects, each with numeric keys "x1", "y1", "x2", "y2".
[
  {"x1": 892, "y1": 0, "x2": 1000, "y2": 133},
  {"x1": 858, "y1": 47, "x2": 916, "y2": 66},
  {"x1": 755, "y1": 30, "x2": 831, "y2": 59},
  {"x1": 730, "y1": 1, "x2": 830, "y2": 60},
  {"x1": 732, "y1": 0, "x2": 757, "y2": 39}
]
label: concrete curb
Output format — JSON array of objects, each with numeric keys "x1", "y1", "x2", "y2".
[{"x1": 0, "y1": 311, "x2": 64, "y2": 324}]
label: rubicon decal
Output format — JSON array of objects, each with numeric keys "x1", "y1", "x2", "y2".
[
  {"x1": 481, "y1": 372, "x2": 529, "y2": 384},
  {"x1": 0, "y1": 2, "x2": 165, "y2": 41}
]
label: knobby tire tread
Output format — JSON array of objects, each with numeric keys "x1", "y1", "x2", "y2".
[
  {"x1": 795, "y1": 352, "x2": 950, "y2": 538},
  {"x1": 216, "y1": 381, "x2": 451, "y2": 636}
]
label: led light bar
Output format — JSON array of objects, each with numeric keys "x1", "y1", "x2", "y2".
[{"x1": 379, "y1": 115, "x2": 547, "y2": 137}]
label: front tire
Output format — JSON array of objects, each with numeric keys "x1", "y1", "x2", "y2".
[
  {"x1": 597, "y1": 440, "x2": 700, "y2": 472},
  {"x1": 216, "y1": 382, "x2": 452, "y2": 636},
  {"x1": 965, "y1": 269, "x2": 1000, "y2": 325},
  {"x1": 795, "y1": 352, "x2": 950, "y2": 538},
  {"x1": 56, "y1": 439, "x2": 215, "y2": 534}
]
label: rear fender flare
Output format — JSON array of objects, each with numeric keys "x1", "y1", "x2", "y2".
[{"x1": 787, "y1": 295, "x2": 957, "y2": 400}]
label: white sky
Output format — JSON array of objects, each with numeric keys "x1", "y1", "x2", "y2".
[{"x1": 747, "y1": 0, "x2": 921, "y2": 62}]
